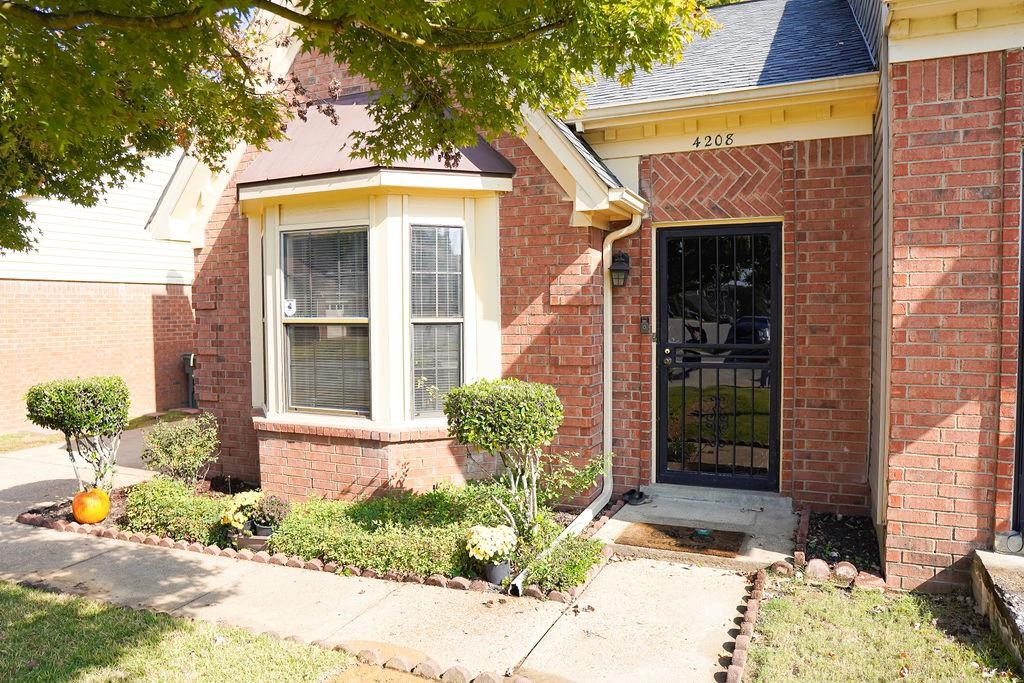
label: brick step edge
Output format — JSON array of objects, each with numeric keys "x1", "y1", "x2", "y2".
[
  {"x1": 725, "y1": 568, "x2": 767, "y2": 683},
  {"x1": 15, "y1": 507, "x2": 617, "y2": 603}
]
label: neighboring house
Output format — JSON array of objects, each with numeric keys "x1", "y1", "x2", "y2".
[
  {"x1": 0, "y1": 154, "x2": 198, "y2": 432},
  {"x1": 162, "y1": 0, "x2": 1022, "y2": 591}
]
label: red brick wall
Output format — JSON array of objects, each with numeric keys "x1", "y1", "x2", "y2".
[
  {"x1": 193, "y1": 50, "x2": 377, "y2": 484},
  {"x1": 0, "y1": 280, "x2": 194, "y2": 432},
  {"x1": 885, "y1": 49, "x2": 1023, "y2": 591},
  {"x1": 614, "y1": 137, "x2": 874, "y2": 512},
  {"x1": 492, "y1": 137, "x2": 606, "y2": 460},
  {"x1": 254, "y1": 419, "x2": 494, "y2": 498}
]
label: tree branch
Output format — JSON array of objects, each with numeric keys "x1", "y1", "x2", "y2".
[{"x1": 2, "y1": 0, "x2": 569, "y2": 53}]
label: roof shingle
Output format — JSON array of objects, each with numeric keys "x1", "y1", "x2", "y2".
[{"x1": 583, "y1": 0, "x2": 875, "y2": 109}]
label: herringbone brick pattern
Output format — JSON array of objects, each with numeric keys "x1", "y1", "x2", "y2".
[{"x1": 648, "y1": 145, "x2": 785, "y2": 221}]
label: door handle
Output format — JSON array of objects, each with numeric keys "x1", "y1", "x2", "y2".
[{"x1": 662, "y1": 357, "x2": 672, "y2": 366}]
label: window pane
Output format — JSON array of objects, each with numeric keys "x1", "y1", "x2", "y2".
[
  {"x1": 287, "y1": 324, "x2": 370, "y2": 413},
  {"x1": 283, "y1": 229, "x2": 367, "y2": 318},
  {"x1": 413, "y1": 324, "x2": 461, "y2": 415},
  {"x1": 411, "y1": 226, "x2": 462, "y2": 318}
]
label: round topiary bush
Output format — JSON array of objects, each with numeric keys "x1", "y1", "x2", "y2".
[
  {"x1": 25, "y1": 376, "x2": 130, "y2": 492},
  {"x1": 443, "y1": 378, "x2": 564, "y2": 534}
]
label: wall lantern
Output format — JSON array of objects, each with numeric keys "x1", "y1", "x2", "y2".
[{"x1": 610, "y1": 251, "x2": 631, "y2": 287}]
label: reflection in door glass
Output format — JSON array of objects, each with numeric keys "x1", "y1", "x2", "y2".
[{"x1": 661, "y1": 229, "x2": 775, "y2": 484}]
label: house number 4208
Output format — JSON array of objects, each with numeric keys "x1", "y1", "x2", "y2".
[{"x1": 692, "y1": 133, "x2": 734, "y2": 149}]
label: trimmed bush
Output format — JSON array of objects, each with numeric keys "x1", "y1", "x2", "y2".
[
  {"x1": 25, "y1": 376, "x2": 130, "y2": 492},
  {"x1": 141, "y1": 413, "x2": 219, "y2": 486},
  {"x1": 525, "y1": 536, "x2": 604, "y2": 592},
  {"x1": 122, "y1": 477, "x2": 226, "y2": 546},
  {"x1": 269, "y1": 485, "x2": 509, "y2": 577},
  {"x1": 444, "y1": 378, "x2": 564, "y2": 534}
]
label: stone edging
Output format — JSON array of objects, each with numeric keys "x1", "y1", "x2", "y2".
[
  {"x1": 794, "y1": 504, "x2": 810, "y2": 566},
  {"x1": 787, "y1": 506, "x2": 886, "y2": 590},
  {"x1": 726, "y1": 568, "x2": 766, "y2": 683},
  {"x1": 16, "y1": 500, "x2": 622, "y2": 604},
  {"x1": 15, "y1": 511, "x2": 534, "y2": 682}
]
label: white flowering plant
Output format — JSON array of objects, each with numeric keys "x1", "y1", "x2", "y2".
[
  {"x1": 466, "y1": 524, "x2": 517, "y2": 564},
  {"x1": 219, "y1": 491, "x2": 264, "y2": 531}
]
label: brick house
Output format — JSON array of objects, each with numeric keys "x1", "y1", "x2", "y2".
[
  {"x1": 0, "y1": 154, "x2": 199, "y2": 432},
  {"x1": 167, "y1": 0, "x2": 1023, "y2": 590}
]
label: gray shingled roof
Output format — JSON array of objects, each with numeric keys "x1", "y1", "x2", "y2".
[
  {"x1": 583, "y1": 0, "x2": 875, "y2": 108},
  {"x1": 549, "y1": 117, "x2": 623, "y2": 188}
]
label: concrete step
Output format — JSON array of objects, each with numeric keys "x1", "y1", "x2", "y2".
[
  {"x1": 972, "y1": 550, "x2": 1024, "y2": 671},
  {"x1": 594, "y1": 484, "x2": 798, "y2": 572}
]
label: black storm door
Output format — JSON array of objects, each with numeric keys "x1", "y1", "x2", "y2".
[{"x1": 656, "y1": 224, "x2": 781, "y2": 490}]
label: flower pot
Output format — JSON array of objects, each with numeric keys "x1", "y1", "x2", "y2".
[
  {"x1": 484, "y1": 560, "x2": 510, "y2": 585},
  {"x1": 228, "y1": 531, "x2": 269, "y2": 552},
  {"x1": 253, "y1": 523, "x2": 273, "y2": 537}
]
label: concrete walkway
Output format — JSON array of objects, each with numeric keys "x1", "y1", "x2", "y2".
[{"x1": 0, "y1": 442, "x2": 748, "y2": 682}]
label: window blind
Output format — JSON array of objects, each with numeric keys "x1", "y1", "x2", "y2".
[
  {"x1": 282, "y1": 228, "x2": 370, "y2": 413},
  {"x1": 411, "y1": 225, "x2": 463, "y2": 415}
]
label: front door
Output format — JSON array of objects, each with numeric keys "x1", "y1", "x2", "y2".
[{"x1": 656, "y1": 224, "x2": 781, "y2": 490}]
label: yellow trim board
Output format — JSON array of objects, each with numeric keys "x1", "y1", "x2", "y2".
[
  {"x1": 885, "y1": 0, "x2": 1024, "y2": 63},
  {"x1": 653, "y1": 216, "x2": 786, "y2": 229},
  {"x1": 578, "y1": 77, "x2": 877, "y2": 159}
]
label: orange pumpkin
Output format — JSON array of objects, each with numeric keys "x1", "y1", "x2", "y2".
[{"x1": 72, "y1": 488, "x2": 110, "y2": 524}]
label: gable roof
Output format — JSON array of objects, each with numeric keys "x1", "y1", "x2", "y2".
[
  {"x1": 583, "y1": 0, "x2": 875, "y2": 109},
  {"x1": 238, "y1": 94, "x2": 515, "y2": 187},
  {"x1": 548, "y1": 117, "x2": 622, "y2": 188}
]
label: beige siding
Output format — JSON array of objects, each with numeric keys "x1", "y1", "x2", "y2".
[
  {"x1": 868, "y1": 39, "x2": 892, "y2": 529},
  {"x1": 0, "y1": 153, "x2": 194, "y2": 285},
  {"x1": 847, "y1": 0, "x2": 884, "y2": 64}
]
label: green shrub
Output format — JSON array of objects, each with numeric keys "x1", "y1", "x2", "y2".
[
  {"x1": 524, "y1": 536, "x2": 604, "y2": 591},
  {"x1": 444, "y1": 378, "x2": 564, "y2": 534},
  {"x1": 25, "y1": 376, "x2": 130, "y2": 492},
  {"x1": 141, "y1": 413, "x2": 219, "y2": 486},
  {"x1": 269, "y1": 485, "x2": 510, "y2": 577},
  {"x1": 443, "y1": 378, "x2": 563, "y2": 459},
  {"x1": 122, "y1": 477, "x2": 226, "y2": 546}
]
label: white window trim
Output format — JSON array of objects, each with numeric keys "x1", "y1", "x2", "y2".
[
  {"x1": 407, "y1": 219, "x2": 467, "y2": 418},
  {"x1": 247, "y1": 186, "x2": 502, "y2": 429}
]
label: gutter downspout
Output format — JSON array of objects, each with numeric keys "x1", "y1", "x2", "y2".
[{"x1": 509, "y1": 211, "x2": 643, "y2": 596}]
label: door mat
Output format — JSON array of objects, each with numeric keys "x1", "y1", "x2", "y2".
[{"x1": 615, "y1": 523, "x2": 747, "y2": 558}]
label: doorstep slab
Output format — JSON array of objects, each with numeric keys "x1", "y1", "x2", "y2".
[
  {"x1": 593, "y1": 486, "x2": 797, "y2": 570},
  {"x1": 327, "y1": 581, "x2": 566, "y2": 675},
  {"x1": 518, "y1": 559, "x2": 747, "y2": 682},
  {"x1": 973, "y1": 550, "x2": 1024, "y2": 671}
]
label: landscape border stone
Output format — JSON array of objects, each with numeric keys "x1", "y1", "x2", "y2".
[
  {"x1": 726, "y1": 568, "x2": 766, "y2": 683},
  {"x1": 14, "y1": 495, "x2": 624, "y2": 608}
]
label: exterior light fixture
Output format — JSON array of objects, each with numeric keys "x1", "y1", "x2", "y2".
[{"x1": 610, "y1": 251, "x2": 631, "y2": 287}]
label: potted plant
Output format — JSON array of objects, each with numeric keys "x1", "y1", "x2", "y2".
[
  {"x1": 250, "y1": 494, "x2": 291, "y2": 537},
  {"x1": 220, "y1": 491, "x2": 265, "y2": 550},
  {"x1": 466, "y1": 524, "x2": 517, "y2": 585}
]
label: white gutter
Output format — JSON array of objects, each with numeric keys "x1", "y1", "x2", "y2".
[{"x1": 509, "y1": 211, "x2": 643, "y2": 596}]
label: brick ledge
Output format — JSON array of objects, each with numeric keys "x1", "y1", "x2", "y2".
[{"x1": 252, "y1": 416, "x2": 450, "y2": 443}]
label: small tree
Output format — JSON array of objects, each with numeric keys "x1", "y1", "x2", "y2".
[
  {"x1": 141, "y1": 413, "x2": 220, "y2": 487},
  {"x1": 444, "y1": 378, "x2": 563, "y2": 535},
  {"x1": 25, "y1": 376, "x2": 130, "y2": 492}
]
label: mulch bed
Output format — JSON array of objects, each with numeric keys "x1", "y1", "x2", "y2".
[
  {"x1": 805, "y1": 512, "x2": 882, "y2": 573},
  {"x1": 25, "y1": 476, "x2": 260, "y2": 532}
]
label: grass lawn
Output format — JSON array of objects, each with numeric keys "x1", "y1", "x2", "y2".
[
  {"x1": 0, "y1": 581, "x2": 355, "y2": 682},
  {"x1": 126, "y1": 409, "x2": 192, "y2": 431},
  {"x1": 667, "y1": 384, "x2": 771, "y2": 445},
  {"x1": 0, "y1": 411, "x2": 191, "y2": 455},
  {"x1": 748, "y1": 578, "x2": 1021, "y2": 682},
  {"x1": 0, "y1": 432, "x2": 62, "y2": 453}
]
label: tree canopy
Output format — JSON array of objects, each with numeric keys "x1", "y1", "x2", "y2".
[{"x1": 0, "y1": 1, "x2": 715, "y2": 251}]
